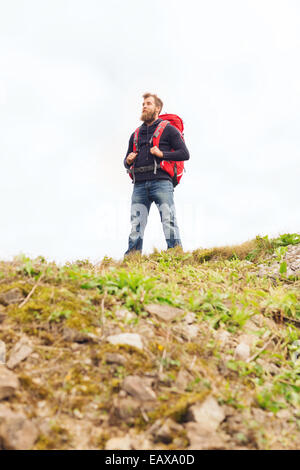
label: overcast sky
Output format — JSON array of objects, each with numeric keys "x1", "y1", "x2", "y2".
[{"x1": 0, "y1": 0, "x2": 299, "y2": 264}]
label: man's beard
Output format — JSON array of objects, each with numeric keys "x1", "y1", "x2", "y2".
[{"x1": 141, "y1": 109, "x2": 157, "y2": 124}]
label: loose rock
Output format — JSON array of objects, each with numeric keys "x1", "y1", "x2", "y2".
[
  {"x1": 7, "y1": 337, "x2": 33, "y2": 370},
  {"x1": 0, "y1": 365, "x2": 19, "y2": 400},
  {"x1": 105, "y1": 353, "x2": 127, "y2": 366},
  {"x1": 105, "y1": 435, "x2": 132, "y2": 450},
  {"x1": 183, "y1": 312, "x2": 196, "y2": 324},
  {"x1": 234, "y1": 343, "x2": 250, "y2": 361},
  {"x1": 239, "y1": 334, "x2": 257, "y2": 348},
  {"x1": 111, "y1": 397, "x2": 141, "y2": 421},
  {"x1": 186, "y1": 422, "x2": 227, "y2": 450},
  {"x1": 152, "y1": 418, "x2": 183, "y2": 444},
  {"x1": 256, "y1": 358, "x2": 280, "y2": 375},
  {"x1": 175, "y1": 369, "x2": 193, "y2": 391},
  {"x1": 276, "y1": 409, "x2": 292, "y2": 420},
  {"x1": 257, "y1": 243, "x2": 300, "y2": 279},
  {"x1": 144, "y1": 304, "x2": 183, "y2": 322},
  {"x1": 122, "y1": 376, "x2": 156, "y2": 401},
  {"x1": 0, "y1": 288, "x2": 24, "y2": 306},
  {"x1": 115, "y1": 309, "x2": 135, "y2": 322},
  {"x1": 129, "y1": 433, "x2": 152, "y2": 450},
  {"x1": 186, "y1": 396, "x2": 225, "y2": 433},
  {"x1": 63, "y1": 327, "x2": 99, "y2": 343},
  {"x1": 107, "y1": 333, "x2": 143, "y2": 350},
  {"x1": 176, "y1": 324, "x2": 199, "y2": 341},
  {"x1": 215, "y1": 330, "x2": 231, "y2": 346},
  {"x1": 0, "y1": 404, "x2": 38, "y2": 449}
]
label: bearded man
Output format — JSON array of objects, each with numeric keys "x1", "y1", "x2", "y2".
[{"x1": 124, "y1": 93, "x2": 190, "y2": 256}]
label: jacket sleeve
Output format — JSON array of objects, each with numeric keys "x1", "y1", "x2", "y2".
[
  {"x1": 162, "y1": 125, "x2": 190, "y2": 162},
  {"x1": 124, "y1": 133, "x2": 134, "y2": 169}
]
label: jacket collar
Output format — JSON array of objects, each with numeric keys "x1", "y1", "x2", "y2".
[{"x1": 141, "y1": 118, "x2": 162, "y2": 130}]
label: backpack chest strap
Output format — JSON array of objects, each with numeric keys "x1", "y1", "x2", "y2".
[
  {"x1": 151, "y1": 120, "x2": 169, "y2": 147},
  {"x1": 133, "y1": 126, "x2": 140, "y2": 153}
]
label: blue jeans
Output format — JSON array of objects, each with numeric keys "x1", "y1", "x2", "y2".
[{"x1": 125, "y1": 179, "x2": 182, "y2": 255}]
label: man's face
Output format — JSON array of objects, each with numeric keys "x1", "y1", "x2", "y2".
[{"x1": 141, "y1": 96, "x2": 159, "y2": 123}]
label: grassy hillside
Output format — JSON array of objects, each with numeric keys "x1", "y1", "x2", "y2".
[{"x1": 0, "y1": 233, "x2": 299, "y2": 450}]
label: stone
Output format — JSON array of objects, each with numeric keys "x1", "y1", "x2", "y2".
[
  {"x1": 63, "y1": 327, "x2": 100, "y2": 343},
  {"x1": 252, "y1": 408, "x2": 268, "y2": 423},
  {"x1": 107, "y1": 333, "x2": 143, "y2": 350},
  {"x1": 136, "y1": 323, "x2": 155, "y2": 339},
  {"x1": 245, "y1": 319, "x2": 261, "y2": 332},
  {"x1": 0, "y1": 341, "x2": 6, "y2": 365},
  {"x1": 105, "y1": 435, "x2": 132, "y2": 450},
  {"x1": 186, "y1": 396, "x2": 225, "y2": 433},
  {"x1": 157, "y1": 372, "x2": 173, "y2": 386},
  {"x1": 0, "y1": 404, "x2": 38, "y2": 449},
  {"x1": 223, "y1": 414, "x2": 245, "y2": 436},
  {"x1": 256, "y1": 242, "x2": 300, "y2": 280},
  {"x1": 234, "y1": 343, "x2": 250, "y2": 361},
  {"x1": 115, "y1": 309, "x2": 135, "y2": 322},
  {"x1": 183, "y1": 312, "x2": 196, "y2": 324},
  {"x1": 129, "y1": 434, "x2": 152, "y2": 450},
  {"x1": 111, "y1": 397, "x2": 141, "y2": 421},
  {"x1": 239, "y1": 334, "x2": 257, "y2": 348},
  {"x1": 256, "y1": 359, "x2": 280, "y2": 375},
  {"x1": 0, "y1": 365, "x2": 19, "y2": 400},
  {"x1": 186, "y1": 422, "x2": 226, "y2": 450},
  {"x1": 276, "y1": 409, "x2": 292, "y2": 420},
  {"x1": 121, "y1": 376, "x2": 156, "y2": 401},
  {"x1": 0, "y1": 288, "x2": 24, "y2": 306},
  {"x1": 7, "y1": 337, "x2": 33, "y2": 370},
  {"x1": 215, "y1": 330, "x2": 230, "y2": 346},
  {"x1": 175, "y1": 369, "x2": 193, "y2": 391},
  {"x1": 173, "y1": 324, "x2": 198, "y2": 341},
  {"x1": 105, "y1": 353, "x2": 126, "y2": 366},
  {"x1": 144, "y1": 304, "x2": 183, "y2": 322},
  {"x1": 249, "y1": 314, "x2": 264, "y2": 328},
  {"x1": 153, "y1": 418, "x2": 183, "y2": 444},
  {"x1": 179, "y1": 324, "x2": 199, "y2": 341}
]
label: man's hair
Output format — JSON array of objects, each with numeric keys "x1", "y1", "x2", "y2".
[{"x1": 143, "y1": 93, "x2": 163, "y2": 114}]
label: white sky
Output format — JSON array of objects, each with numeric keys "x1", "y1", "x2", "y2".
[{"x1": 0, "y1": 0, "x2": 299, "y2": 264}]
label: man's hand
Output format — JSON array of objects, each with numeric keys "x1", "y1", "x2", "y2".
[
  {"x1": 150, "y1": 146, "x2": 164, "y2": 158},
  {"x1": 126, "y1": 152, "x2": 137, "y2": 165}
]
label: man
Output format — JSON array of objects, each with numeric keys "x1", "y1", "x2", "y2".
[{"x1": 124, "y1": 93, "x2": 190, "y2": 256}]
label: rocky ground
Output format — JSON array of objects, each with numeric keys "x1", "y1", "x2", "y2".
[
  {"x1": 258, "y1": 242, "x2": 300, "y2": 279},
  {"x1": 0, "y1": 233, "x2": 299, "y2": 450}
]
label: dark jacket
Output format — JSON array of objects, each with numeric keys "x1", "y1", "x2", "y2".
[{"x1": 124, "y1": 119, "x2": 190, "y2": 183}]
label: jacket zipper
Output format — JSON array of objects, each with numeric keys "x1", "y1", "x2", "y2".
[{"x1": 146, "y1": 126, "x2": 148, "y2": 161}]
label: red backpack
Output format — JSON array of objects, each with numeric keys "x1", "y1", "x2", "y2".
[{"x1": 129, "y1": 114, "x2": 185, "y2": 187}]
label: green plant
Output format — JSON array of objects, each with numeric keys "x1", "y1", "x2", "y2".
[
  {"x1": 274, "y1": 246, "x2": 288, "y2": 262},
  {"x1": 48, "y1": 310, "x2": 71, "y2": 323},
  {"x1": 262, "y1": 291, "x2": 300, "y2": 319},
  {"x1": 16, "y1": 255, "x2": 41, "y2": 277},
  {"x1": 159, "y1": 358, "x2": 181, "y2": 369},
  {"x1": 256, "y1": 388, "x2": 287, "y2": 413},
  {"x1": 280, "y1": 261, "x2": 287, "y2": 274},
  {"x1": 272, "y1": 233, "x2": 300, "y2": 247}
]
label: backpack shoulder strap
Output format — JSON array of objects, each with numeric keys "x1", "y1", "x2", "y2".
[
  {"x1": 152, "y1": 120, "x2": 169, "y2": 147},
  {"x1": 133, "y1": 126, "x2": 141, "y2": 153}
]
